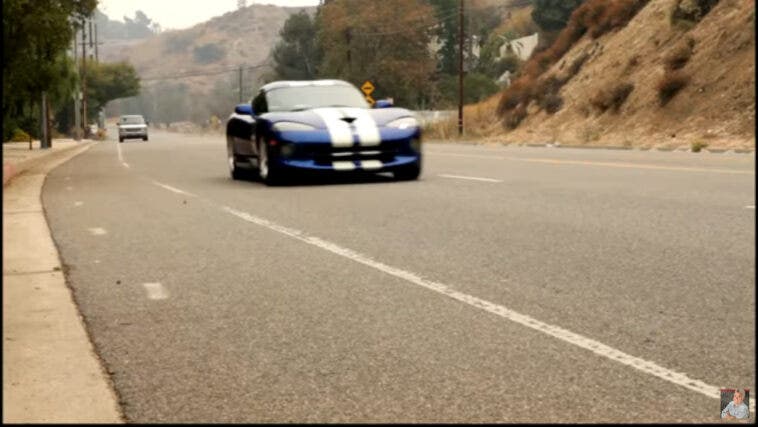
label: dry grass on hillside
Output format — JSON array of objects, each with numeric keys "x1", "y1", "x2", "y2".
[{"x1": 430, "y1": 0, "x2": 755, "y2": 151}]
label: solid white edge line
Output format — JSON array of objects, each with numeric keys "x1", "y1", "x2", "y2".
[
  {"x1": 439, "y1": 174, "x2": 502, "y2": 183},
  {"x1": 142, "y1": 282, "x2": 168, "y2": 300},
  {"x1": 152, "y1": 181, "x2": 197, "y2": 197},
  {"x1": 220, "y1": 205, "x2": 724, "y2": 403}
]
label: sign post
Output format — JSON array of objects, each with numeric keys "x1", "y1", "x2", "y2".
[{"x1": 361, "y1": 80, "x2": 375, "y2": 107}]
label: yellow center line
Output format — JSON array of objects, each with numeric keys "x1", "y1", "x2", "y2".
[
  {"x1": 426, "y1": 152, "x2": 754, "y2": 175},
  {"x1": 505, "y1": 157, "x2": 755, "y2": 175}
]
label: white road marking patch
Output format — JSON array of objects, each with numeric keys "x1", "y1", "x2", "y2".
[
  {"x1": 360, "y1": 160, "x2": 383, "y2": 170},
  {"x1": 332, "y1": 161, "x2": 356, "y2": 171},
  {"x1": 142, "y1": 282, "x2": 169, "y2": 300},
  {"x1": 221, "y1": 204, "x2": 726, "y2": 403},
  {"x1": 152, "y1": 181, "x2": 197, "y2": 197},
  {"x1": 439, "y1": 174, "x2": 502, "y2": 183},
  {"x1": 745, "y1": 205, "x2": 755, "y2": 209},
  {"x1": 313, "y1": 108, "x2": 353, "y2": 148},
  {"x1": 122, "y1": 162, "x2": 130, "y2": 168},
  {"x1": 88, "y1": 227, "x2": 107, "y2": 236},
  {"x1": 74, "y1": 201, "x2": 84, "y2": 207},
  {"x1": 65, "y1": 186, "x2": 73, "y2": 191}
]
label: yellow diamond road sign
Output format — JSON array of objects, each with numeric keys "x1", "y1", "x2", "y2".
[{"x1": 361, "y1": 81, "x2": 375, "y2": 96}]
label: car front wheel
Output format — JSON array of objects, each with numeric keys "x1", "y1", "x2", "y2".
[
  {"x1": 394, "y1": 162, "x2": 421, "y2": 181},
  {"x1": 257, "y1": 139, "x2": 280, "y2": 186}
]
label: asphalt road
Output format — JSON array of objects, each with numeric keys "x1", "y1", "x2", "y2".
[{"x1": 42, "y1": 128, "x2": 755, "y2": 422}]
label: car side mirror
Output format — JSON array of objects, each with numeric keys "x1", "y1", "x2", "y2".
[
  {"x1": 235, "y1": 104, "x2": 253, "y2": 115},
  {"x1": 374, "y1": 98, "x2": 394, "y2": 108}
]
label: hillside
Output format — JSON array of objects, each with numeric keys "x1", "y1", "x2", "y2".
[
  {"x1": 108, "y1": 4, "x2": 316, "y2": 94},
  {"x1": 463, "y1": 0, "x2": 755, "y2": 151}
]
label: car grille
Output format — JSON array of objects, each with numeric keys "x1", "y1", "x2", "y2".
[{"x1": 302, "y1": 143, "x2": 401, "y2": 165}]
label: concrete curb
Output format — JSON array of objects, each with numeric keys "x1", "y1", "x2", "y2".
[
  {"x1": 3, "y1": 141, "x2": 91, "y2": 187},
  {"x1": 2, "y1": 140, "x2": 124, "y2": 423}
]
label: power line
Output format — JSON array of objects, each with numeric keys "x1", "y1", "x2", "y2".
[{"x1": 140, "y1": 62, "x2": 271, "y2": 81}]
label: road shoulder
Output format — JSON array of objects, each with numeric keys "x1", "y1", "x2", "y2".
[{"x1": 2, "y1": 141, "x2": 124, "y2": 423}]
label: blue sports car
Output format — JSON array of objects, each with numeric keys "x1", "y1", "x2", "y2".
[{"x1": 226, "y1": 79, "x2": 422, "y2": 185}]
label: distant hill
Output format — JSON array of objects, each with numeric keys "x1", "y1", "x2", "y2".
[{"x1": 105, "y1": 4, "x2": 315, "y2": 94}]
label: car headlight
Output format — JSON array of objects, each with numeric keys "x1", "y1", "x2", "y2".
[
  {"x1": 386, "y1": 117, "x2": 418, "y2": 129},
  {"x1": 272, "y1": 122, "x2": 316, "y2": 132}
]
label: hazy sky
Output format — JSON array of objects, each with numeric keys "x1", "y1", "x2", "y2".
[{"x1": 98, "y1": 0, "x2": 320, "y2": 30}]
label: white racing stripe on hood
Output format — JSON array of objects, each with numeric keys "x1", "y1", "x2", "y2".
[
  {"x1": 313, "y1": 108, "x2": 353, "y2": 147},
  {"x1": 341, "y1": 107, "x2": 381, "y2": 147}
]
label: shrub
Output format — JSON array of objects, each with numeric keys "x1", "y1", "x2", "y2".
[
  {"x1": 663, "y1": 37, "x2": 695, "y2": 70},
  {"x1": 691, "y1": 140, "x2": 708, "y2": 152},
  {"x1": 193, "y1": 43, "x2": 225, "y2": 64},
  {"x1": 590, "y1": 82, "x2": 635, "y2": 113},
  {"x1": 504, "y1": 104, "x2": 528, "y2": 129},
  {"x1": 164, "y1": 32, "x2": 194, "y2": 53},
  {"x1": 671, "y1": 0, "x2": 720, "y2": 25},
  {"x1": 8, "y1": 128, "x2": 31, "y2": 142},
  {"x1": 657, "y1": 71, "x2": 690, "y2": 105},
  {"x1": 497, "y1": 75, "x2": 534, "y2": 114},
  {"x1": 541, "y1": 93, "x2": 564, "y2": 114}
]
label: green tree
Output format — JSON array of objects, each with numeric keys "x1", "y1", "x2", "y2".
[
  {"x1": 86, "y1": 61, "x2": 141, "y2": 119},
  {"x1": 3, "y1": 0, "x2": 97, "y2": 140},
  {"x1": 531, "y1": 0, "x2": 584, "y2": 32},
  {"x1": 272, "y1": 10, "x2": 320, "y2": 79},
  {"x1": 317, "y1": 0, "x2": 437, "y2": 107}
]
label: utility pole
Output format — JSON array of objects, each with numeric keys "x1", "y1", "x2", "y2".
[
  {"x1": 345, "y1": 27, "x2": 352, "y2": 77},
  {"x1": 40, "y1": 92, "x2": 48, "y2": 149},
  {"x1": 458, "y1": 0, "x2": 464, "y2": 136},
  {"x1": 81, "y1": 19, "x2": 88, "y2": 138},
  {"x1": 238, "y1": 66, "x2": 243, "y2": 103},
  {"x1": 94, "y1": 22, "x2": 99, "y2": 62},
  {"x1": 73, "y1": 29, "x2": 81, "y2": 141}
]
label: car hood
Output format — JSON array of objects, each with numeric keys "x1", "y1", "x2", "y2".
[{"x1": 260, "y1": 107, "x2": 414, "y2": 129}]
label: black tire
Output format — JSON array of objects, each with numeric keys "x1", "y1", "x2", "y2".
[
  {"x1": 257, "y1": 139, "x2": 280, "y2": 186},
  {"x1": 228, "y1": 150, "x2": 247, "y2": 180},
  {"x1": 143, "y1": 136, "x2": 148, "y2": 141},
  {"x1": 119, "y1": 137, "x2": 124, "y2": 143},
  {"x1": 394, "y1": 162, "x2": 421, "y2": 181}
]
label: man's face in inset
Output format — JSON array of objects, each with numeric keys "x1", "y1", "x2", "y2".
[{"x1": 733, "y1": 390, "x2": 744, "y2": 406}]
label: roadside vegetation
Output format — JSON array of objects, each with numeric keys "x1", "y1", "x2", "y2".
[{"x1": 3, "y1": 0, "x2": 141, "y2": 142}]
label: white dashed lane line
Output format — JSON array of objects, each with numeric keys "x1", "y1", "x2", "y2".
[
  {"x1": 88, "y1": 227, "x2": 107, "y2": 236},
  {"x1": 438, "y1": 174, "x2": 502, "y2": 183},
  {"x1": 745, "y1": 205, "x2": 755, "y2": 209},
  {"x1": 142, "y1": 282, "x2": 169, "y2": 300},
  {"x1": 152, "y1": 181, "x2": 197, "y2": 197},
  {"x1": 74, "y1": 201, "x2": 83, "y2": 207}
]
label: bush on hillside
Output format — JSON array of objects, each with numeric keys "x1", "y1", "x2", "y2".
[
  {"x1": 193, "y1": 43, "x2": 225, "y2": 64},
  {"x1": 657, "y1": 70, "x2": 690, "y2": 105},
  {"x1": 663, "y1": 36, "x2": 695, "y2": 70},
  {"x1": 671, "y1": 0, "x2": 721, "y2": 25},
  {"x1": 589, "y1": 82, "x2": 635, "y2": 113}
]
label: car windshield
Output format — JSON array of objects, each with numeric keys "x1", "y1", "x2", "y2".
[
  {"x1": 121, "y1": 116, "x2": 144, "y2": 124},
  {"x1": 266, "y1": 85, "x2": 368, "y2": 112}
]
